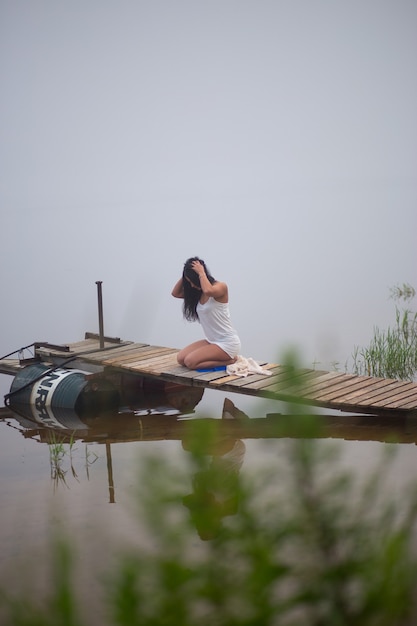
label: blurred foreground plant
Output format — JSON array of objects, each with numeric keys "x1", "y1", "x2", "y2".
[{"x1": 1, "y1": 352, "x2": 417, "y2": 626}]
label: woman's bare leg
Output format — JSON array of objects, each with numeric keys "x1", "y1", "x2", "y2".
[
  {"x1": 180, "y1": 342, "x2": 237, "y2": 370},
  {"x1": 177, "y1": 340, "x2": 210, "y2": 366}
]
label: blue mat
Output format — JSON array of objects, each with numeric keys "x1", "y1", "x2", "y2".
[{"x1": 196, "y1": 365, "x2": 227, "y2": 373}]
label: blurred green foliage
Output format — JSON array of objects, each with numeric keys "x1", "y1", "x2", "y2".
[{"x1": 1, "y1": 352, "x2": 417, "y2": 625}]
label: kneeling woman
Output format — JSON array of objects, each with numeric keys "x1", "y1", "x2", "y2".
[{"x1": 172, "y1": 257, "x2": 241, "y2": 370}]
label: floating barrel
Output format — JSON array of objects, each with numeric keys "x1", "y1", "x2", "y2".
[{"x1": 9, "y1": 364, "x2": 119, "y2": 427}]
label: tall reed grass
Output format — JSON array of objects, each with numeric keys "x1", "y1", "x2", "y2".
[{"x1": 352, "y1": 283, "x2": 417, "y2": 381}]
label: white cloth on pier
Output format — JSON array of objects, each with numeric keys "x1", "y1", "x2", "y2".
[{"x1": 226, "y1": 355, "x2": 273, "y2": 378}]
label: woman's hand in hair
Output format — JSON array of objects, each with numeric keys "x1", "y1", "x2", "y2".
[{"x1": 191, "y1": 260, "x2": 205, "y2": 277}]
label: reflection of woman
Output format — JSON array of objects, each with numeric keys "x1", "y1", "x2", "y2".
[
  {"x1": 182, "y1": 398, "x2": 247, "y2": 540},
  {"x1": 183, "y1": 439, "x2": 246, "y2": 541},
  {"x1": 172, "y1": 257, "x2": 241, "y2": 370}
]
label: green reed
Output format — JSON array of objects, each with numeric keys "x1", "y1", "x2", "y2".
[
  {"x1": 48, "y1": 433, "x2": 69, "y2": 489},
  {"x1": 352, "y1": 283, "x2": 417, "y2": 381},
  {"x1": 48, "y1": 433, "x2": 96, "y2": 489}
]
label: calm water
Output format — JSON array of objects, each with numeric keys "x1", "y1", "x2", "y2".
[
  {"x1": 1, "y1": 2, "x2": 416, "y2": 621},
  {"x1": 1, "y1": 367, "x2": 417, "y2": 623}
]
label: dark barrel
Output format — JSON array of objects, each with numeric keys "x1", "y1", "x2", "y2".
[{"x1": 9, "y1": 364, "x2": 119, "y2": 422}]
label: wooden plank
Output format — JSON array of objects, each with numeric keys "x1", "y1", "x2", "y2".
[
  {"x1": 250, "y1": 377, "x2": 326, "y2": 400},
  {"x1": 36, "y1": 340, "x2": 89, "y2": 356},
  {"x1": 324, "y1": 378, "x2": 404, "y2": 404},
  {"x1": 215, "y1": 374, "x2": 298, "y2": 398},
  {"x1": 222, "y1": 370, "x2": 287, "y2": 390},
  {"x1": 126, "y1": 351, "x2": 179, "y2": 368},
  {"x1": 128, "y1": 365, "x2": 175, "y2": 377},
  {"x1": 352, "y1": 382, "x2": 415, "y2": 407},
  {"x1": 82, "y1": 343, "x2": 149, "y2": 362},
  {"x1": 116, "y1": 349, "x2": 178, "y2": 369},
  {"x1": 245, "y1": 369, "x2": 325, "y2": 393},
  {"x1": 143, "y1": 358, "x2": 181, "y2": 375},
  {"x1": 391, "y1": 394, "x2": 417, "y2": 410},
  {"x1": 0, "y1": 359, "x2": 22, "y2": 375},
  {"x1": 218, "y1": 373, "x2": 273, "y2": 389},
  {"x1": 308, "y1": 392, "x2": 417, "y2": 415},
  {"x1": 132, "y1": 352, "x2": 179, "y2": 369},
  {"x1": 261, "y1": 377, "x2": 417, "y2": 413},
  {"x1": 99, "y1": 345, "x2": 162, "y2": 364},
  {"x1": 219, "y1": 365, "x2": 285, "y2": 387},
  {"x1": 68, "y1": 339, "x2": 99, "y2": 349},
  {"x1": 296, "y1": 372, "x2": 357, "y2": 397},
  {"x1": 49, "y1": 339, "x2": 89, "y2": 351},
  {"x1": 379, "y1": 383, "x2": 417, "y2": 403},
  {"x1": 310, "y1": 378, "x2": 396, "y2": 402},
  {"x1": 234, "y1": 374, "x2": 303, "y2": 394},
  {"x1": 0, "y1": 358, "x2": 20, "y2": 368},
  {"x1": 240, "y1": 376, "x2": 297, "y2": 393},
  {"x1": 370, "y1": 387, "x2": 417, "y2": 409},
  {"x1": 212, "y1": 381, "x2": 263, "y2": 397},
  {"x1": 209, "y1": 371, "x2": 263, "y2": 387},
  {"x1": 296, "y1": 383, "x2": 402, "y2": 412},
  {"x1": 65, "y1": 339, "x2": 114, "y2": 352},
  {"x1": 102, "y1": 346, "x2": 176, "y2": 366},
  {"x1": 211, "y1": 365, "x2": 297, "y2": 390},
  {"x1": 163, "y1": 365, "x2": 201, "y2": 379},
  {"x1": 286, "y1": 376, "x2": 358, "y2": 402},
  {"x1": 36, "y1": 338, "x2": 135, "y2": 358}
]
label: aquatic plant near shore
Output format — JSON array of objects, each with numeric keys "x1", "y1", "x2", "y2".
[
  {"x1": 48, "y1": 432, "x2": 97, "y2": 490},
  {"x1": 352, "y1": 283, "x2": 417, "y2": 381},
  {"x1": 48, "y1": 433, "x2": 71, "y2": 489}
]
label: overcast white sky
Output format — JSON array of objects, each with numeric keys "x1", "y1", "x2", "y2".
[{"x1": 1, "y1": 0, "x2": 416, "y2": 377}]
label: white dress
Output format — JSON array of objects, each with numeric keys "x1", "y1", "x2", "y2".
[{"x1": 196, "y1": 297, "x2": 241, "y2": 358}]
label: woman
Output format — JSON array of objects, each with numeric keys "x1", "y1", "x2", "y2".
[{"x1": 172, "y1": 257, "x2": 241, "y2": 370}]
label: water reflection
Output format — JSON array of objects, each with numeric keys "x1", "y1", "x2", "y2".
[
  {"x1": 4, "y1": 381, "x2": 205, "y2": 443},
  {"x1": 2, "y1": 381, "x2": 206, "y2": 503},
  {"x1": 2, "y1": 380, "x2": 417, "y2": 547},
  {"x1": 182, "y1": 398, "x2": 247, "y2": 540},
  {"x1": 2, "y1": 389, "x2": 417, "y2": 449}
]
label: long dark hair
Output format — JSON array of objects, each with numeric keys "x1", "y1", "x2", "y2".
[{"x1": 182, "y1": 256, "x2": 216, "y2": 321}]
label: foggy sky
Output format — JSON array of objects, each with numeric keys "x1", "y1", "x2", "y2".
[{"x1": 1, "y1": 0, "x2": 416, "y2": 381}]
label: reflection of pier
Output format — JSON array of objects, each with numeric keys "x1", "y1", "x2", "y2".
[
  {"x1": 2, "y1": 401, "x2": 417, "y2": 447},
  {"x1": 2, "y1": 391, "x2": 416, "y2": 507}
]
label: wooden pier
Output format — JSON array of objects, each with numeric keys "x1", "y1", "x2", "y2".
[{"x1": 1, "y1": 333, "x2": 417, "y2": 416}]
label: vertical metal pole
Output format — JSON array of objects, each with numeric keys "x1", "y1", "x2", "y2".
[
  {"x1": 96, "y1": 281, "x2": 104, "y2": 349},
  {"x1": 106, "y1": 442, "x2": 115, "y2": 504}
]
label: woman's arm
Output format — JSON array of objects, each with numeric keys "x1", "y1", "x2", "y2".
[{"x1": 171, "y1": 277, "x2": 184, "y2": 298}]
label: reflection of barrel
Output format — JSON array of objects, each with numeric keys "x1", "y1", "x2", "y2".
[
  {"x1": 9, "y1": 364, "x2": 119, "y2": 419},
  {"x1": 11, "y1": 402, "x2": 90, "y2": 431}
]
